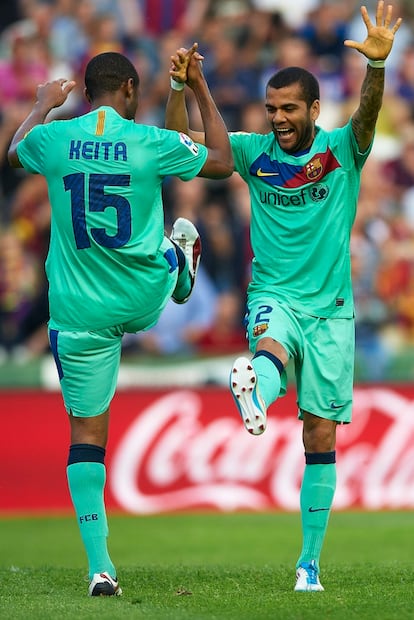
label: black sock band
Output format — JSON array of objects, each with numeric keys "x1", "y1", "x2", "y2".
[
  {"x1": 67, "y1": 443, "x2": 106, "y2": 466},
  {"x1": 305, "y1": 451, "x2": 336, "y2": 465},
  {"x1": 253, "y1": 349, "x2": 284, "y2": 375}
]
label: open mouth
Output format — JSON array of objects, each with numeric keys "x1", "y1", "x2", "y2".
[{"x1": 276, "y1": 127, "x2": 294, "y2": 137}]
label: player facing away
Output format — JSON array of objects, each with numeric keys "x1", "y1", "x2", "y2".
[
  {"x1": 8, "y1": 47, "x2": 233, "y2": 596},
  {"x1": 165, "y1": 1, "x2": 401, "y2": 591}
]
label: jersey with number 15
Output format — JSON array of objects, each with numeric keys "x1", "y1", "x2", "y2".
[{"x1": 17, "y1": 106, "x2": 208, "y2": 330}]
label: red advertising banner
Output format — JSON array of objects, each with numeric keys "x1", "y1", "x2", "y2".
[{"x1": 1, "y1": 385, "x2": 414, "y2": 514}]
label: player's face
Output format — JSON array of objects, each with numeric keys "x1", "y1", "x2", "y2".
[{"x1": 265, "y1": 83, "x2": 320, "y2": 153}]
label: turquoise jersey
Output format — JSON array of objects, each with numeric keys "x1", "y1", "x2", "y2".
[
  {"x1": 17, "y1": 107, "x2": 208, "y2": 329},
  {"x1": 230, "y1": 119, "x2": 372, "y2": 318}
]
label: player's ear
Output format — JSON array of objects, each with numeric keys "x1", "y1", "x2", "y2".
[
  {"x1": 126, "y1": 77, "x2": 136, "y2": 96},
  {"x1": 84, "y1": 87, "x2": 92, "y2": 104},
  {"x1": 310, "y1": 99, "x2": 320, "y2": 122}
]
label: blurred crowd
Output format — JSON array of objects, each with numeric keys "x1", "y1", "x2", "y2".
[{"x1": 1, "y1": 0, "x2": 414, "y2": 381}]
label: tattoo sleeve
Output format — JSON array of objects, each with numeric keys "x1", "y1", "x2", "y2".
[{"x1": 351, "y1": 65, "x2": 385, "y2": 152}]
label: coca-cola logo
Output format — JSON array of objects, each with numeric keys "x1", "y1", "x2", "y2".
[{"x1": 109, "y1": 387, "x2": 414, "y2": 513}]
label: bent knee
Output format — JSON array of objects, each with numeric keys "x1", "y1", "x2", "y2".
[{"x1": 256, "y1": 337, "x2": 289, "y2": 366}]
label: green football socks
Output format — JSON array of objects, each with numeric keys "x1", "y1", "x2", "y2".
[
  {"x1": 252, "y1": 352, "x2": 282, "y2": 407},
  {"x1": 296, "y1": 453, "x2": 336, "y2": 571},
  {"x1": 67, "y1": 451, "x2": 116, "y2": 579}
]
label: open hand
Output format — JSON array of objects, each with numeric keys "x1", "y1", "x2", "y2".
[{"x1": 344, "y1": 1, "x2": 402, "y2": 61}]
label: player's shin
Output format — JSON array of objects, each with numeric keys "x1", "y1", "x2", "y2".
[
  {"x1": 66, "y1": 443, "x2": 116, "y2": 580},
  {"x1": 251, "y1": 350, "x2": 283, "y2": 406},
  {"x1": 296, "y1": 451, "x2": 336, "y2": 571}
]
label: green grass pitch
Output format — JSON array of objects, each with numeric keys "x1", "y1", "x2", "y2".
[{"x1": 0, "y1": 511, "x2": 413, "y2": 619}]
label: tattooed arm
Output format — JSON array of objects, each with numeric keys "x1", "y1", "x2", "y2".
[
  {"x1": 344, "y1": 1, "x2": 402, "y2": 152},
  {"x1": 351, "y1": 66, "x2": 385, "y2": 153}
]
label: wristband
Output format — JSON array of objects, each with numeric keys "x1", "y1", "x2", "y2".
[
  {"x1": 368, "y1": 59, "x2": 385, "y2": 69},
  {"x1": 170, "y1": 77, "x2": 185, "y2": 91}
]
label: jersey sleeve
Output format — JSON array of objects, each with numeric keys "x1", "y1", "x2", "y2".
[
  {"x1": 16, "y1": 124, "x2": 48, "y2": 174},
  {"x1": 229, "y1": 131, "x2": 252, "y2": 177},
  {"x1": 157, "y1": 129, "x2": 208, "y2": 180},
  {"x1": 331, "y1": 118, "x2": 373, "y2": 172}
]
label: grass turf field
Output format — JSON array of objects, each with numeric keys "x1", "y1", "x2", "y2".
[{"x1": 0, "y1": 511, "x2": 413, "y2": 619}]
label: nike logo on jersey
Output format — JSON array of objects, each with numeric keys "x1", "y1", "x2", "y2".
[
  {"x1": 308, "y1": 507, "x2": 330, "y2": 512},
  {"x1": 330, "y1": 402, "x2": 345, "y2": 409},
  {"x1": 257, "y1": 168, "x2": 279, "y2": 177}
]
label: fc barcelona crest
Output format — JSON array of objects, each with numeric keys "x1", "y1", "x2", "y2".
[
  {"x1": 305, "y1": 157, "x2": 323, "y2": 181},
  {"x1": 253, "y1": 323, "x2": 269, "y2": 337}
]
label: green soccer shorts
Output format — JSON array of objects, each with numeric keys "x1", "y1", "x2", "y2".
[
  {"x1": 245, "y1": 296, "x2": 354, "y2": 423},
  {"x1": 49, "y1": 326, "x2": 123, "y2": 417},
  {"x1": 48, "y1": 239, "x2": 179, "y2": 417}
]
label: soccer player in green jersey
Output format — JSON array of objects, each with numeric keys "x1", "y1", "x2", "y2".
[
  {"x1": 8, "y1": 46, "x2": 233, "y2": 596},
  {"x1": 166, "y1": 1, "x2": 401, "y2": 591}
]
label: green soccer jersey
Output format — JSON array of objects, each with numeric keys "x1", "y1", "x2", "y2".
[
  {"x1": 230, "y1": 119, "x2": 372, "y2": 318},
  {"x1": 17, "y1": 107, "x2": 208, "y2": 330}
]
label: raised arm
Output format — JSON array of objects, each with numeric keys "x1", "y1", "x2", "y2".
[
  {"x1": 8, "y1": 79, "x2": 76, "y2": 168},
  {"x1": 166, "y1": 43, "x2": 233, "y2": 178},
  {"x1": 344, "y1": 1, "x2": 402, "y2": 152}
]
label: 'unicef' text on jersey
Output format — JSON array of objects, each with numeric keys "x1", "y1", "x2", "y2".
[
  {"x1": 259, "y1": 184, "x2": 329, "y2": 208},
  {"x1": 69, "y1": 140, "x2": 127, "y2": 161}
]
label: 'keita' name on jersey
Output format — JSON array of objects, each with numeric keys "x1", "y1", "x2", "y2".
[{"x1": 68, "y1": 140, "x2": 127, "y2": 161}]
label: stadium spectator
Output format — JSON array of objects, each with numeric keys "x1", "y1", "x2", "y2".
[
  {"x1": 203, "y1": 36, "x2": 261, "y2": 130},
  {"x1": 260, "y1": 34, "x2": 319, "y2": 92},
  {"x1": 252, "y1": 0, "x2": 318, "y2": 30},
  {"x1": 0, "y1": 32, "x2": 48, "y2": 106},
  {"x1": 132, "y1": 0, "x2": 209, "y2": 38},
  {"x1": 196, "y1": 194, "x2": 246, "y2": 293},
  {"x1": 383, "y1": 124, "x2": 414, "y2": 201},
  {"x1": 163, "y1": 175, "x2": 210, "y2": 227},
  {"x1": 196, "y1": 288, "x2": 248, "y2": 355},
  {"x1": 352, "y1": 233, "x2": 394, "y2": 382},
  {"x1": 351, "y1": 166, "x2": 396, "y2": 381},
  {"x1": 394, "y1": 42, "x2": 414, "y2": 107},
  {"x1": 123, "y1": 265, "x2": 218, "y2": 356},
  {"x1": 296, "y1": 1, "x2": 351, "y2": 74},
  {"x1": 0, "y1": 225, "x2": 41, "y2": 355}
]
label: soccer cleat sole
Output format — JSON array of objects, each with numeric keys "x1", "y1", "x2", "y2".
[{"x1": 230, "y1": 356, "x2": 266, "y2": 435}]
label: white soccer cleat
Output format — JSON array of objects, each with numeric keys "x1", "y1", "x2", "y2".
[
  {"x1": 88, "y1": 572, "x2": 122, "y2": 596},
  {"x1": 170, "y1": 217, "x2": 201, "y2": 304},
  {"x1": 294, "y1": 561, "x2": 324, "y2": 592},
  {"x1": 230, "y1": 356, "x2": 267, "y2": 435}
]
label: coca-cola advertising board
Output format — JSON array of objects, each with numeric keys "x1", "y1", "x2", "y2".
[{"x1": 1, "y1": 385, "x2": 414, "y2": 513}]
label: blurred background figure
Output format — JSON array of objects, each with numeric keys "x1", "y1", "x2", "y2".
[{"x1": 122, "y1": 266, "x2": 218, "y2": 356}]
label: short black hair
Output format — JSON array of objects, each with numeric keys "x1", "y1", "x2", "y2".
[
  {"x1": 266, "y1": 67, "x2": 320, "y2": 108},
  {"x1": 85, "y1": 52, "x2": 139, "y2": 100}
]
